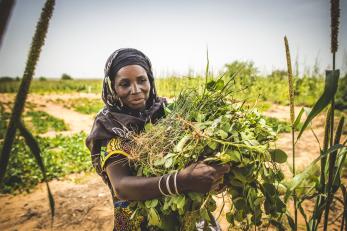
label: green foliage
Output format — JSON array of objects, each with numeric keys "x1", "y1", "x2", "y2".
[
  {"x1": 25, "y1": 110, "x2": 68, "y2": 133},
  {"x1": 60, "y1": 98, "x2": 104, "y2": 115},
  {"x1": 297, "y1": 70, "x2": 339, "y2": 140},
  {"x1": 155, "y1": 76, "x2": 205, "y2": 98},
  {"x1": 264, "y1": 116, "x2": 302, "y2": 133},
  {"x1": 130, "y1": 78, "x2": 287, "y2": 229},
  {"x1": 294, "y1": 76, "x2": 325, "y2": 106},
  {"x1": 0, "y1": 79, "x2": 102, "y2": 93},
  {"x1": 0, "y1": 132, "x2": 92, "y2": 193},
  {"x1": 0, "y1": 104, "x2": 10, "y2": 139},
  {"x1": 0, "y1": 75, "x2": 324, "y2": 108}
]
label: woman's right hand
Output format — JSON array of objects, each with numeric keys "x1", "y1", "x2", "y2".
[{"x1": 177, "y1": 161, "x2": 230, "y2": 194}]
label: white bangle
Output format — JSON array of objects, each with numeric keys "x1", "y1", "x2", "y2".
[
  {"x1": 166, "y1": 174, "x2": 175, "y2": 195},
  {"x1": 158, "y1": 175, "x2": 169, "y2": 196},
  {"x1": 173, "y1": 172, "x2": 179, "y2": 194}
]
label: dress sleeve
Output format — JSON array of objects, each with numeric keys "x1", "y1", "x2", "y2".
[{"x1": 99, "y1": 137, "x2": 132, "y2": 171}]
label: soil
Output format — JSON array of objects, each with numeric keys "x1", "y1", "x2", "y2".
[{"x1": 0, "y1": 94, "x2": 345, "y2": 231}]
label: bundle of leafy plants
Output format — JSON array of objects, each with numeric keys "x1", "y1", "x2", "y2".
[{"x1": 128, "y1": 76, "x2": 288, "y2": 230}]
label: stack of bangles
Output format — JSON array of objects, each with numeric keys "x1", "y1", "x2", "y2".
[{"x1": 158, "y1": 172, "x2": 180, "y2": 196}]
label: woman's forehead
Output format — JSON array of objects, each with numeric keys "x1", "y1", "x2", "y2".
[{"x1": 116, "y1": 65, "x2": 148, "y2": 80}]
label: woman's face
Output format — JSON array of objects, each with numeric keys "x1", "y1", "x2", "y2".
[{"x1": 114, "y1": 65, "x2": 151, "y2": 111}]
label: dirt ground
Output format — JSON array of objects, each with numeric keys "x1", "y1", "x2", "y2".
[{"x1": 0, "y1": 93, "x2": 345, "y2": 231}]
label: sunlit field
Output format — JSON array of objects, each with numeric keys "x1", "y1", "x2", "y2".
[{"x1": 1, "y1": 0, "x2": 347, "y2": 230}]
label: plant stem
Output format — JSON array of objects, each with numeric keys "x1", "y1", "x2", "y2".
[
  {"x1": 0, "y1": 0, "x2": 55, "y2": 183},
  {"x1": 284, "y1": 35, "x2": 297, "y2": 231},
  {"x1": 324, "y1": 0, "x2": 340, "y2": 227}
]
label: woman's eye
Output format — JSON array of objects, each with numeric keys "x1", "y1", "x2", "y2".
[{"x1": 119, "y1": 82, "x2": 129, "y2": 87}]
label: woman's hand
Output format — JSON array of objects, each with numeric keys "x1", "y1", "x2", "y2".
[{"x1": 177, "y1": 161, "x2": 230, "y2": 194}]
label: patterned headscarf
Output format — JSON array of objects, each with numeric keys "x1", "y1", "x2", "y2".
[{"x1": 102, "y1": 48, "x2": 158, "y2": 113}]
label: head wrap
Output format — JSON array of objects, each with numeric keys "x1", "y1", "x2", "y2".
[{"x1": 86, "y1": 48, "x2": 167, "y2": 165}]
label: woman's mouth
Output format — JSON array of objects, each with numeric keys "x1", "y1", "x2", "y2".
[{"x1": 130, "y1": 98, "x2": 145, "y2": 104}]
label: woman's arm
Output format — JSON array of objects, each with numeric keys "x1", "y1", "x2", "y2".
[{"x1": 105, "y1": 156, "x2": 230, "y2": 201}]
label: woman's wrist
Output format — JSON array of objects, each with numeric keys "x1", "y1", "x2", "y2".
[
  {"x1": 177, "y1": 170, "x2": 190, "y2": 193},
  {"x1": 157, "y1": 171, "x2": 190, "y2": 196}
]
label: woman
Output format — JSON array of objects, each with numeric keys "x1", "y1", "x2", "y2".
[{"x1": 86, "y1": 48, "x2": 229, "y2": 230}]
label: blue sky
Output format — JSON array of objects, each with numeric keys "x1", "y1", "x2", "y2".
[{"x1": 0, "y1": 0, "x2": 346, "y2": 78}]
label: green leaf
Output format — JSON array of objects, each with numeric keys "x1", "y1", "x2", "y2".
[
  {"x1": 297, "y1": 70, "x2": 340, "y2": 140},
  {"x1": 200, "y1": 208, "x2": 210, "y2": 221},
  {"x1": 293, "y1": 107, "x2": 305, "y2": 129},
  {"x1": 206, "y1": 79, "x2": 224, "y2": 91},
  {"x1": 229, "y1": 178, "x2": 244, "y2": 187},
  {"x1": 164, "y1": 158, "x2": 173, "y2": 169},
  {"x1": 233, "y1": 197, "x2": 247, "y2": 210},
  {"x1": 187, "y1": 192, "x2": 203, "y2": 203},
  {"x1": 196, "y1": 113, "x2": 206, "y2": 122},
  {"x1": 269, "y1": 149, "x2": 288, "y2": 163},
  {"x1": 232, "y1": 166, "x2": 254, "y2": 183},
  {"x1": 263, "y1": 183, "x2": 277, "y2": 196},
  {"x1": 164, "y1": 105, "x2": 172, "y2": 115},
  {"x1": 217, "y1": 129, "x2": 228, "y2": 139},
  {"x1": 206, "y1": 140, "x2": 217, "y2": 150},
  {"x1": 153, "y1": 158, "x2": 165, "y2": 167},
  {"x1": 17, "y1": 121, "x2": 55, "y2": 219},
  {"x1": 215, "y1": 79, "x2": 224, "y2": 90},
  {"x1": 206, "y1": 80, "x2": 216, "y2": 91},
  {"x1": 284, "y1": 154, "x2": 323, "y2": 192},
  {"x1": 174, "y1": 134, "x2": 190, "y2": 152},
  {"x1": 144, "y1": 122, "x2": 153, "y2": 131},
  {"x1": 226, "y1": 212, "x2": 234, "y2": 224},
  {"x1": 332, "y1": 146, "x2": 347, "y2": 189},
  {"x1": 176, "y1": 195, "x2": 186, "y2": 209},
  {"x1": 148, "y1": 208, "x2": 161, "y2": 226},
  {"x1": 220, "y1": 150, "x2": 240, "y2": 163},
  {"x1": 145, "y1": 199, "x2": 159, "y2": 208},
  {"x1": 235, "y1": 209, "x2": 246, "y2": 222}
]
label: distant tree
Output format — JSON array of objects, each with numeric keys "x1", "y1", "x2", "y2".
[
  {"x1": 61, "y1": 73, "x2": 72, "y2": 80},
  {"x1": 39, "y1": 76, "x2": 47, "y2": 81},
  {"x1": 268, "y1": 69, "x2": 287, "y2": 80},
  {"x1": 0, "y1": 76, "x2": 14, "y2": 82},
  {"x1": 224, "y1": 61, "x2": 257, "y2": 86}
]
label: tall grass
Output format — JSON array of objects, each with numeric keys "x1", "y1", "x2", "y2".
[
  {"x1": 286, "y1": 1, "x2": 345, "y2": 230},
  {"x1": 284, "y1": 35, "x2": 297, "y2": 230},
  {"x1": 0, "y1": 0, "x2": 56, "y2": 218}
]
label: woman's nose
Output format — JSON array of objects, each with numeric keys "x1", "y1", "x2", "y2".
[{"x1": 130, "y1": 83, "x2": 140, "y2": 94}]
